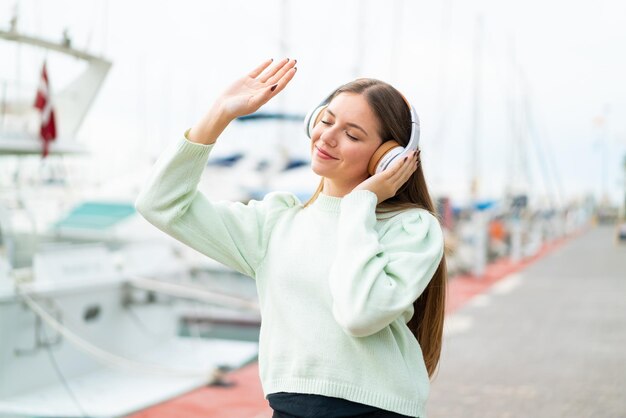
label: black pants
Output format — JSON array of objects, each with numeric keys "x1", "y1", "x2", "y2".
[
  {"x1": 268, "y1": 392, "x2": 415, "y2": 418},
  {"x1": 271, "y1": 407, "x2": 415, "y2": 418}
]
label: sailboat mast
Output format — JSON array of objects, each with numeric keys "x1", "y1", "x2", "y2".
[
  {"x1": 352, "y1": 0, "x2": 366, "y2": 78},
  {"x1": 432, "y1": 0, "x2": 453, "y2": 190},
  {"x1": 390, "y1": 0, "x2": 403, "y2": 84},
  {"x1": 278, "y1": 0, "x2": 289, "y2": 154},
  {"x1": 470, "y1": 15, "x2": 483, "y2": 203},
  {"x1": 468, "y1": 15, "x2": 488, "y2": 278},
  {"x1": 263, "y1": 0, "x2": 290, "y2": 191},
  {"x1": 505, "y1": 36, "x2": 529, "y2": 198}
]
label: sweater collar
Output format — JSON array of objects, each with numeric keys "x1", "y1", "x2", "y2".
[{"x1": 311, "y1": 192, "x2": 343, "y2": 213}]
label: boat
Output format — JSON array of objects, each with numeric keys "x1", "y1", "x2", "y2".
[{"x1": 0, "y1": 21, "x2": 261, "y2": 418}]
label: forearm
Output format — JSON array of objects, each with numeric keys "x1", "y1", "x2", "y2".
[
  {"x1": 187, "y1": 103, "x2": 233, "y2": 145},
  {"x1": 135, "y1": 137, "x2": 212, "y2": 226},
  {"x1": 329, "y1": 195, "x2": 444, "y2": 337},
  {"x1": 135, "y1": 134, "x2": 296, "y2": 277}
]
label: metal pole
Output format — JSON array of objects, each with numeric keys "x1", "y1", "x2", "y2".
[{"x1": 0, "y1": 81, "x2": 6, "y2": 130}]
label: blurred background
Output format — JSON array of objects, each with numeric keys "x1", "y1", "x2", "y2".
[{"x1": 0, "y1": 1, "x2": 625, "y2": 417}]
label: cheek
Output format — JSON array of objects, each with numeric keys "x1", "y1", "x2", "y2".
[
  {"x1": 357, "y1": 144, "x2": 383, "y2": 173},
  {"x1": 310, "y1": 123, "x2": 324, "y2": 141},
  {"x1": 345, "y1": 146, "x2": 374, "y2": 168},
  {"x1": 309, "y1": 126, "x2": 322, "y2": 150}
]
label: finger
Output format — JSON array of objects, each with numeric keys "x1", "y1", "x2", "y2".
[
  {"x1": 404, "y1": 150, "x2": 421, "y2": 177},
  {"x1": 390, "y1": 152, "x2": 417, "y2": 182},
  {"x1": 388, "y1": 162, "x2": 413, "y2": 191},
  {"x1": 378, "y1": 157, "x2": 402, "y2": 185},
  {"x1": 258, "y1": 58, "x2": 290, "y2": 83},
  {"x1": 413, "y1": 150, "x2": 422, "y2": 171},
  {"x1": 406, "y1": 150, "x2": 421, "y2": 173},
  {"x1": 388, "y1": 153, "x2": 410, "y2": 177},
  {"x1": 248, "y1": 58, "x2": 274, "y2": 78},
  {"x1": 266, "y1": 59, "x2": 297, "y2": 85},
  {"x1": 248, "y1": 66, "x2": 297, "y2": 109},
  {"x1": 265, "y1": 66, "x2": 297, "y2": 96}
]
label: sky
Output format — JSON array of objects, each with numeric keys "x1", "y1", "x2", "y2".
[{"x1": 1, "y1": 0, "x2": 626, "y2": 207}]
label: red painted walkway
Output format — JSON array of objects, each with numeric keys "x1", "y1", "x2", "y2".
[
  {"x1": 129, "y1": 233, "x2": 580, "y2": 418},
  {"x1": 128, "y1": 361, "x2": 272, "y2": 418}
]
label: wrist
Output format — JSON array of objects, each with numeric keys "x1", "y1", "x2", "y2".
[{"x1": 188, "y1": 104, "x2": 233, "y2": 145}]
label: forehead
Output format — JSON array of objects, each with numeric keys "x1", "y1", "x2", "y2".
[{"x1": 326, "y1": 93, "x2": 381, "y2": 136}]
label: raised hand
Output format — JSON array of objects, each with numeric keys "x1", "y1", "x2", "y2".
[
  {"x1": 188, "y1": 58, "x2": 297, "y2": 145},
  {"x1": 218, "y1": 58, "x2": 297, "y2": 120}
]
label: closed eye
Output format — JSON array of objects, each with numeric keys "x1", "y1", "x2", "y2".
[{"x1": 320, "y1": 119, "x2": 358, "y2": 141}]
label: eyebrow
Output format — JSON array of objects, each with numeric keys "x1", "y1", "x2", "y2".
[{"x1": 325, "y1": 109, "x2": 369, "y2": 137}]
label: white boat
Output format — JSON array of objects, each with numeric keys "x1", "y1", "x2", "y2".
[
  {"x1": 0, "y1": 27, "x2": 109, "y2": 156},
  {"x1": 0, "y1": 23, "x2": 260, "y2": 418}
]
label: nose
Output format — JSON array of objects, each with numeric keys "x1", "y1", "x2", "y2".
[{"x1": 317, "y1": 125, "x2": 337, "y2": 147}]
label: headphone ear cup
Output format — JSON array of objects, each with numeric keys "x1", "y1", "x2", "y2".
[
  {"x1": 304, "y1": 104, "x2": 328, "y2": 138},
  {"x1": 367, "y1": 141, "x2": 404, "y2": 176}
]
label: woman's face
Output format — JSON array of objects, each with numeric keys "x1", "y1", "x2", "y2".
[{"x1": 310, "y1": 93, "x2": 383, "y2": 186}]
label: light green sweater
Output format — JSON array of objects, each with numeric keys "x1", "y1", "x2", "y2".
[{"x1": 135, "y1": 135, "x2": 444, "y2": 417}]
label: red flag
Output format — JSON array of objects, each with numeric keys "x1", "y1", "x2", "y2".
[{"x1": 34, "y1": 62, "x2": 57, "y2": 157}]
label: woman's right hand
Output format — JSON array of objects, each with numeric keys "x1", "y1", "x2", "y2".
[
  {"x1": 217, "y1": 58, "x2": 297, "y2": 120},
  {"x1": 188, "y1": 58, "x2": 297, "y2": 145}
]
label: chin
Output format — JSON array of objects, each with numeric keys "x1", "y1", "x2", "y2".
[
  {"x1": 311, "y1": 168, "x2": 328, "y2": 178},
  {"x1": 310, "y1": 162, "x2": 329, "y2": 177}
]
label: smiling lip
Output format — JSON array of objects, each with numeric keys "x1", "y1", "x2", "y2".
[{"x1": 316, "y1": 146, "x2": 338, "y2": 160}]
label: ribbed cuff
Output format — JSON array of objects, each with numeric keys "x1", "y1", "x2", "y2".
[{"x1": 177, "y1": 129, "x2": 215, "y2": 159}]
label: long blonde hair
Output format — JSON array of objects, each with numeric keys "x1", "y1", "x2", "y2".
[{"x1": 304, "y1": 79, "x2": 447, "y2": 378}]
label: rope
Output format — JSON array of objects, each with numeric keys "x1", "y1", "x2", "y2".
[{"x1": 15, "y1": 285, "x2": 219, "y2": 381}]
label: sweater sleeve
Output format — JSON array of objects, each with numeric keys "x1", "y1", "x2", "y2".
[
  {"x1": 328, "y1": 190, "x2": 444, "y2": 337},
  {"x1": 134, "y1": 135, "x2": 299, "y2": 278}
]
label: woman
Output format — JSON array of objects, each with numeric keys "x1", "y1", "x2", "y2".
[{"x1": 136, "y1": 58, "x2": 447, "y2": 418}]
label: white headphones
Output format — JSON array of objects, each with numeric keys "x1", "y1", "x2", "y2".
[{"x1": 304, "y1": 87, "x2": 420, "y2": 176}]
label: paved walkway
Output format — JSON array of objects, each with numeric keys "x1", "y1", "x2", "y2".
[{"x1": 428, "y1": 225, "x2": 626, "y2": 417}]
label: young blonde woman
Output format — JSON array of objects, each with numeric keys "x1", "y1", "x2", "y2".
[{"x1": 136, "y1": 58, "x2": 447, "y2": 418}]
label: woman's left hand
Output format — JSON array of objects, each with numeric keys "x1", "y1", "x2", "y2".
[{"x1": 353, "y1": 150, "x2": 420, "y2": 203}]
